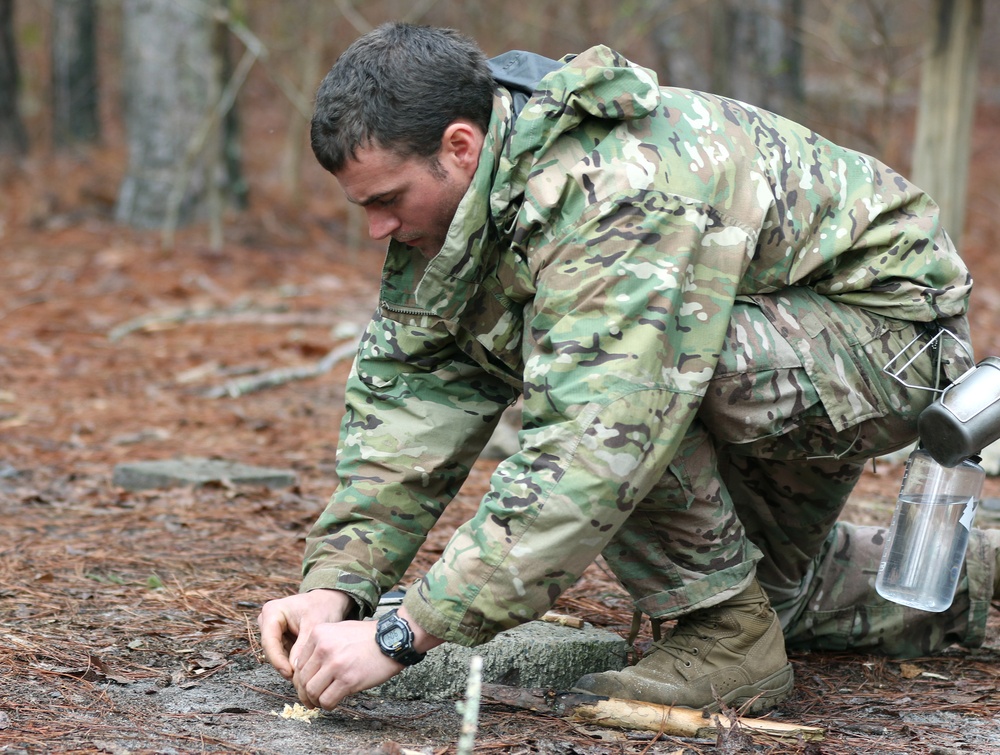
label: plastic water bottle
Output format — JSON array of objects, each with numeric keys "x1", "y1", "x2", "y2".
[{"x1": 875, "y1": 448, "x2": 984, "y2": 612}]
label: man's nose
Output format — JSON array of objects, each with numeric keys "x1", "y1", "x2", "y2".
[{"x1": 367, "y1": 209, "x2": 400, "y2": 240}]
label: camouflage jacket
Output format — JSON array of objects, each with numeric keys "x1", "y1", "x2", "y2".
[{"x1": 300, "y1": 46, "x2": 972, "y2": 645}]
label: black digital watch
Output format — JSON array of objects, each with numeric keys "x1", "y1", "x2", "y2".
[{"x1": 374, "y1": 608, "x2": 426, "y2": 666}]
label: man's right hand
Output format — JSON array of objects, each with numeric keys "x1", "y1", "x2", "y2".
[{"x1": 257, "y1": 589, "x2": 356, "y2": 679}]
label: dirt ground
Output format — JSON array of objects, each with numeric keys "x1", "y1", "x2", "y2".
[{"x1": 4, "y1": 106, "x2": 1000, "y2": 753}]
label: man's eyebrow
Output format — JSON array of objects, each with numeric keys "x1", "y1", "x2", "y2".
[
  {"x1": 340, "y1": 188, "x2": 382, "y2": 207},
  {"x1": 354, "y1": 191, "x2": 388, "y2": 208}
]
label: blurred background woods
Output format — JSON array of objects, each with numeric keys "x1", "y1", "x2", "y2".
[{"x1": 1, "y1": 0, "x2": 999, "y2": 256}]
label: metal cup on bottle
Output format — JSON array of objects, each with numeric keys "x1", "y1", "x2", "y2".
[{"x1": 918, "y1": 356, "x2": 1000, "y2": 467}]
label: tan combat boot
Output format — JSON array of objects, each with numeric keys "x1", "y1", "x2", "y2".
[{"x1": 573, "y1": 579, "x2": 793, "y2": 714}]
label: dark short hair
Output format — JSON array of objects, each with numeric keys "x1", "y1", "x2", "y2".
[{"x1": 310, "y1": 23, "x2": 495, "y2": 173}]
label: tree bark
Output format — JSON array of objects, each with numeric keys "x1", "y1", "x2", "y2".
[
  {"x1": 115, "y1": 0, "x2": 237, "y2": 230},
  {"x1": 280, "y1": 2, "x2": 324, "y2": 202},
  {"x1": 51, "y1": 0, "x2": 100, "y2": 147},
  {"x1": 218, "y1": 2, "x2": 248, "y2": 212},
  {"x1": 710, "y1": 0, "x2": 805, "y2": 119},
  {"x1": 650, "y1": 2, "x2": 711, "y2": 91},
  {"x1": 0, "y1": 0, "x2": 28, "y2": 155},
  {"x1": 912, "y1": 0, "x2": 983, "y2": 249}
]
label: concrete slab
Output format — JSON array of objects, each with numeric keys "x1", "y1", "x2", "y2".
[
  {"x1": 112, "y1": 458, "x2": 297, "y2": 491},
  {"x1": 368, "y1": 613, "x2": 627, "y2": 701}
]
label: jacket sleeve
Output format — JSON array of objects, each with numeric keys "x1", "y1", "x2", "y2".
[
  {"x1": 403, "y1": 190, "x2": 759, "y2": 645},
  {"x1": 300, "y1": 309, "x2": 517, "y2": 616}
]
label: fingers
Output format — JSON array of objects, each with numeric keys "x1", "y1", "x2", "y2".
[
  {"x1": 286, "y1": 621, "x2": 314, "y2": 680},
  {"x1": 290, "y1": 623, "x2": 352, "y2": 709},
  {"x1": 295, "y1": 660, "x2": 375, "y2": 710},
  {"x1": 293, "y1": 652, "x2": 340, "y2": 708},
  {"x1": 257, "y1": 592, "x2": 403, "y2": 710},
  {"x1": 257, "y1": 601, "x2": 295, "y2": 679},
  {"x1": 291, "y1": 621, "x2": 403, "y2": 710},
  {"x1": 257, "y1": 591, "x2": 354, "y2": 680}
]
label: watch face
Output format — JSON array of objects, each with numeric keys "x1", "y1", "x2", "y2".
[{"x1": 382, "y1": 625, "x2": 406, "y2": 649}]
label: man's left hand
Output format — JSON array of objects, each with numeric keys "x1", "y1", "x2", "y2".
[{"x1": 290, "y1": 618, "x2": 402, "y2": 709}]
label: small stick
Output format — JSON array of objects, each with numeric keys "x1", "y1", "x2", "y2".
[
  {"x1": 540, "y1": 612, "x2": 585, "y2": 629},
  {"x1": 481, "y1": 685, "x2": 824, "y2": 741},
  {"x1": 571, "y1": 696, "x2": 824, "y2": 740},
  {"x1": 205, "y1": 340, "x2": 358, "y2": 397},
  {"x1": 456, "y1": 655, "x2": 483, "y2": 755}
]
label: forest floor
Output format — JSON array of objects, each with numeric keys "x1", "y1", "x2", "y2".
[{"x1": 3, "y1": 105, "x2": 1000, "y2": 754}]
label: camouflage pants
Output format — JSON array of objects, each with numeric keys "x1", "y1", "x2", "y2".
[{"x1": 601, "y1": 287, "x2": 991, "y2": 657}]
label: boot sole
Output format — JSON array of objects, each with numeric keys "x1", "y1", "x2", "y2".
[{"x1": 707, "y1": 662, "x2": 795, "y2": 715}]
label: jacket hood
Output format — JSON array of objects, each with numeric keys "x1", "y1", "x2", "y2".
[
  {"x1": 492, "y1": 45, "x2": 661, "y2": 221},
  {"x1": 521, "y1": 45, "x2": 660, "y2": 133}
]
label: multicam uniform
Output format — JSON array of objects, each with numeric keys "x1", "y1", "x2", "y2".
[{"x1": 301, "y1": 46, "x2": 991, "y2": 657}]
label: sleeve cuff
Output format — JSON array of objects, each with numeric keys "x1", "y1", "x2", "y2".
[{"x1": 299, "y1": 569, "x2": 379, "y2": 620}]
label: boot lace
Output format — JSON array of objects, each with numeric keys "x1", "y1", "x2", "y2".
[{"x1": 649, "y1": 613, "x2": 721, "y2": 666}]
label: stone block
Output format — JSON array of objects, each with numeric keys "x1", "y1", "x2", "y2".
[
  {"x1": 112, "y1": 457, "x2": 296, "y2": 491},
  {"x1": 368, "y1": 615, "x2": 627, "y2": 701}
]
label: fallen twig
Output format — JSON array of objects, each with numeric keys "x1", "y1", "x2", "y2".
[
  {"x1": 541, "y1": 611, "x2": 585, "y2": 629},
  {"x1": 108, "y1": 302, "x2": 290, "y2": 341},
  {"x1": 204, "y1": 340, "x2": 359, "y2": 398},
  {"x1": 481, "y1": 684, "x2": 824, "y2": 741}
]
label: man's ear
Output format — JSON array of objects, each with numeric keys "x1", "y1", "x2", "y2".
[{"x1": 440, "y1": 120, "x2": 484, "y2": 179}]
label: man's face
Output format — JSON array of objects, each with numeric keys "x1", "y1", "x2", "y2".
[{"x1": 334, "y1": 123, "x2": 482, "y2": 259}]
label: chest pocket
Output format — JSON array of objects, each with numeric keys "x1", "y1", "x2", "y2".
[{"x1": 453, "y1": 274, "x2": 526, "y2": 389}]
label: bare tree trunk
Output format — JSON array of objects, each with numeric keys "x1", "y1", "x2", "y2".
[
  {"x1": 51, "y1": 0, "x2": 100, "y2": 147},
  {"x1": 205, "y1": 11, "x2": 224, "y2": 251},
  {"x1": 219, "y1": 1, "x2": 248, "y2": 212},
  {"x1": 710, "y1": 0, "x2": 805, "y2": 118},
  {"x1": 912, "y1": 0, "x2": 983, "y2": 249},
  {"x1": 281, "y1": 3, "x2": 324, "y2": 202},
  {"x1": 0, "y1": 0, "x2": 28, "y2": 155},
  {"x1": 115, "y1": 0, "x2": 236, "y2": 231},
  {"x1": 651, "y1": 2, "x2": 711, "y2": 91},
  {"x1": 709, "y1": 1, "x2": 730, "y2": 97}
]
